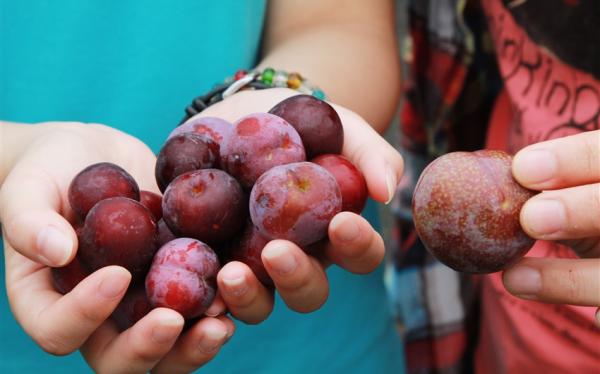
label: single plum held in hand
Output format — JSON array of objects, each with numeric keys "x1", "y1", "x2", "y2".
[
  {"x1": 162, "y1": 169, "x2": 246, "y2": 245},
  {"x1": 68, "y1": 162, "x2": 140, "y2": 220},
  {"x1": 221, "y1": 113, "x2": 306, "y2": 188},
  {"x1": 269, "y1": 95, "x2": 343, "y2": 158},
  {"x1": 412, "y1": 150, "x2": 536, "y2": 274},
  {"x1": 312, "y1": 154, "x2": 368, "y2": 213},
  {"x1": 155, "y1": 133, "x2": 219, "y2": 192},
  {"x1": 78, "y1": 197, "x2": 158, "y2": 279},
  {"x1": 250, "y1": 162, "x2": 342, "y2": 247},
  {"x1": 145, "y1": 238, "x2": 220, "y2": 319}
]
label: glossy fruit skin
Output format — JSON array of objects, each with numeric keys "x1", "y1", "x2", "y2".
[
  {"x1": 68, "y1": 163, "x2": 140, "y2": 220},
  {"x1": 155, "y1": 133, "x2": 219, "y2": 192},
  {"x1": 269, "y1": 95, "x2": 343, "y2": 158},
  {"x1": 162, "y1": 169, "x2": 246, "y2": 245},
  {"x1": 168, "y1": 117, "x2": 231, "y2": 147},
  {"x1": 412, "y1": 150, "x2": 536, "y2": 274},
  {"x1": 228, "y1": 223, "x2": 273, "y2": 287},
  {"x1": 78, "y1": 197, "x2": 158, "y2": 280},
  {"x1": 112, "y1": 285, "x2": 154, "y2": 331},
  {"x1": 145, "y1": 238, "x2": 219, "y2": 319},
  {"x1": 140, "y1": 190, "x2": 163, "y2": 221},
  {"x1": 51, "y1": 255, "x2": 89, "y2": 294},
  {"x1": 312, "y1": 154, "x2": 368, "y2": 213},
  {"x1": 221, "y1": 113, "x2": 306, "y2": 188},
  {"x1": 250, "y1": 162, "x2": 342, "y2": 247}
]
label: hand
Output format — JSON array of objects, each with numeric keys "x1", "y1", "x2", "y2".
[
  {"x1": 0, "y1": 122, "x2": 233, "y2": 373},
  {"x1": 502, "y1": 130, "x2": 600, "y2": 326},
  {"x1": 198, "y1": 88, "x2": 404, "y2": 323}
]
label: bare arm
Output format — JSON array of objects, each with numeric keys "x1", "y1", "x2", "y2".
[{"x1": 258, "y1": 0, "x2": 401, "y2": 133}]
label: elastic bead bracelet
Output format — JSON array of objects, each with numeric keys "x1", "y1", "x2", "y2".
[{"x1": 180, "y1": 67, "x2": 325, "y2": 124}]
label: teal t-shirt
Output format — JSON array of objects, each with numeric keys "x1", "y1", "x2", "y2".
[{"x1": 0, "y1": 1, "x2": 405, "y2": 373}]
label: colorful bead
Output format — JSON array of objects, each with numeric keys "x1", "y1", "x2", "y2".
[
  {"x1": 287, "y1": 72, "x2": 302, "y2": 89},
  {"x1": 261, "y1": 68, "x2": 275, "y2": 84},
  {"x1": 273, "y1": 70, "x2": 288, "y2": 87},
  {"x1": 312, "y1": 89, "x2": 325, "y2": 100},
  {"x1": 234, "y1": 70, "x2": 247, "y2": 81}
]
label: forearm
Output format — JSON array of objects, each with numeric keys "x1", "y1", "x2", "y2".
[{"x1": 259, "y1": 0, "x2": 401, "y2": 133}]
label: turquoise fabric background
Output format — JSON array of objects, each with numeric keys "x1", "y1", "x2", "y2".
[{"x1": 0, "y1": 1, "x2": 404, "y2": 372}]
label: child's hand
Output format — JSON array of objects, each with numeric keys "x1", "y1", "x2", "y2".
[
  {"x1": 198, "y1": 88, "x2": 404, "y2": 323},
  {"x1": 502, "y1": 130, "x2": 600, "y2": 324},
  {"x1": 0, "y1": 122, "x2": 232, "y2": 373}
]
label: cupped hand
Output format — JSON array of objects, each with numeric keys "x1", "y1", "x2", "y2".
[
  {"x1": 198, "y1": 88, "x2": 404, "y2": 324},
  {"x1": 502, "y1": 130, "x2": 600, "y2": 325},
  {"x1": 0, "y1": 122, "x2": 232, "y2": 373}
]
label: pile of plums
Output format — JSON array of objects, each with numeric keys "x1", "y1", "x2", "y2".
[{"x1": 52, "y1": 95, "x2": 368, "y2": 329}]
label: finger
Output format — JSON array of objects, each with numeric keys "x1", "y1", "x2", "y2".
[
  {"x1": 338, "y1": 108, "x2": 404, "y2": 204},
  {"x1": 1, "y1": 167, "x2": 76, "y2": 266},
  {"x1": 512, "y1": 129, "x2": 600, "y2": 190},
  {"x1": 324, "y1": 212, "x2": 385, "y2": 274},
  {"x1": 152, "y1": 316, "x2": 232, "y2": 374},
  {"x1": 520, "y1": 184, "x2": 600, "y2": 253},
  {"x1": 262, "y1": 240, "x2": 329, "y2": 313},
  {"x1": 217, "y1": 261, "x2": 274, "y2": 324},
  {"x1": 204, "y1": 293, "x2": 227, "y2": 317},
  {"x1": 8, "y1": 262, "x2": 130, "y2": 355},
  {"x1": 503, "y1": 257, "x2": 600, "y2": 306},
  {"x1": 82, "y1": 308, "x2": 183, "y2": 373}
]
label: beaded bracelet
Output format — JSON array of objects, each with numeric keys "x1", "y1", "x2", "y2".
[{"x1": 180, "y1": 68, "x2": 325, "y2": 124}]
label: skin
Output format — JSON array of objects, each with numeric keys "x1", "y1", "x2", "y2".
[
  {"x1": 503, "y1": 130, "x2": 600, "y2": 326},
  {"x1": 0, "y1": 1, "x2": 402, "y2": 371}
]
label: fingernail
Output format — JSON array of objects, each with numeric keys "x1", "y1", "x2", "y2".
[
  {"x1": 330, "y1": 214, "x2": 359, "y2": 243},
  {"x1": 504, "y1": 266, "x2": 541, "y2": 297},
  {"x1": 262, "y1": 246, "x2": 297, "y2": 275},
  {"x1": 98, "y1": 268, "x2": 130, "y2": 298},
  {"x1": 37, "y1": 226, "x2": 73, "y2": 266},
  {"x1": 522, "y1": 199, "x2": 565, "y2": 236},
  {"x1": 385, "y1": 165, "x2": 397, "y2": 205},
  {"x1": 222, "y1": 273, "x2": 248, "y2": 297},
  {"x1": 205, "y1": 299, "x2": 224, "y2": 317},
  {"x1": 198, "y1": 326, "x2": 227, "y2": 354},
  {"x1": 513, "y1": 149, "x2": 556, "y2": 185},
  {"x1": 152, "y1": 318, "x2": 182, "y2": 344}
]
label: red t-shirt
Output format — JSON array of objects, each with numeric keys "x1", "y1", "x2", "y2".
[{"x1": 477, "y1": 0, "x2": 600, "y2": 372}]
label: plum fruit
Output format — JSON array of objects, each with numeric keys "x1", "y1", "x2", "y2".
[
  {"x1": 145, "y1": 238, "x2": 219, "y2": 319},
  {"x1": 221, "y1": 113, "x2": 306, "y2": 188},
  {"x1": 140, "y1": 190, "x2": 163, "y2": 221},
  {"x1": 312, "y1": 154, "x2": 368, "y2": 214},
  {"x1": 168, "y1": 116, "x2": 231, "y2": 147},
  {"x1": 78, "y1": 197, "x2": 158, "y2": 279},
  {"x1": 155, "y1": 133, "x2": 219, "y2": 192},
  {"x1": 68, "y1": 162, "x2": 140, "y2": 220},
  {"x1": 51, "y1": 255, "x2": 90, "y2": 294},
  {"x1": 162, "y1": 169, "x2": 246, "y2": 245},
  {"x1": 412, "y1": 150, "x2": 536, "y2": 273},
  {"x1": 250, "y1": 162, "x2": 342, "y2": 247},
  {"x1": 157, "y1": 218, "x2": 177, "y2": 247},
  {"x1": 269, "y1": 95, "x2": 343, "y2": 158},
  {"x1": 228, "y1": 222, "x2": 273, "y2": 287},
  {"x1": 112, "y1": 285, "x2": 154, "y2": 331}
]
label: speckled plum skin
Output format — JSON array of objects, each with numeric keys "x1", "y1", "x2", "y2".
[
  {"x1": 155, "y1": 133, "x2": 219, "y2": 192},
  {"x1": 168, "y1": 117, "x2": 231, "y2": 146},
  {"x1": 51, "y1": 255, "x2": 89, "y2": 294},
  {"x1": 162, "y1": 169, "x2": 246, "y2": 245},
  {"x1": 221, "y1": 113, "x2": 306, "y2": 188},
  {"x1": 68, "y1": 162, "x2": 140, "y2": 220},
  {"x1": 145, "y1": 238, "x2": 219, "y2": 319},
  {"x1": 140, "y1": 190, "x2": 163, "y2": 221},
  {"x1": 78, "y1": 197, "x2": 158, "y2": 279},
  {"x1": 412, "y1": 150, "x2": 536, "y2": 274},
  {"x1": 250, "y1": 162, "x2": 342, "y2": 247},
  {"x1": 269, "y1": 95, "x2": 344, "y2": 158},
  {"x1": 112, "y1": 285, "x2": 154, "y2": 331},
  {"x1": 229, "y1": 223, "x2": 273, "y2": 287},
  {"x1": 312, "y1": 154, "x2": 368, "y2": 213}
]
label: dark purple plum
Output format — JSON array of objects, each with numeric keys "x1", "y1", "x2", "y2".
[
  {"x1": 68, "y1": 163, "x2": 140, "y2": 220},
  {"x1": 157, "y1": 218, "x2": 177, "y2": 247},
  {"x1": 112, "y1": 285, "x2": 154, "y2": 331},
  {"x1": 51, "y1": 254, "x2": 89, "y2": 294},
  {"x1": 250, "y1": 162, "x2": 342, "y2": 247},
  {"x1": 145, "y1": 238, "x2": 219, "y2": 319},
  {"x1": 269, "y1": 95, "x2": 343, "y2": 158},
  {"x1": 221, "y1": 113, "x2": 306, "y2": 188},
  {"x1": 140, "y1": 190, "x2": 162, "y2": 221},
  {"x1": 229, "y1": 222, "x2": 273, "y2": 287},
  {"x1": 168, "y1": 116, "x2": 231, "y2": 146}
]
